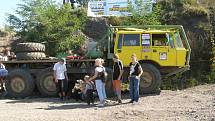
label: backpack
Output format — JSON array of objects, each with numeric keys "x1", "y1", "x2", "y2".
[{"x1": 97, "y1": 67, "x2": 108, "y2": 83}]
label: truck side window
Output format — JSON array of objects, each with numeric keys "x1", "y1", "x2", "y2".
[
  {"x1": 117, "y1": 34, "x2": 123, "y2": 50},
  {"x1": 174, "y1": 32, "x2": 184, "y2": 48},
  {"x1": 152, "y1": 34, "x2": 168, "y2": 46},
  {"x1": 123, "y1": 34, "x2": 140, "y2": 46}
]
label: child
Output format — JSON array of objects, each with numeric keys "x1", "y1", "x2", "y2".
[
  {"x1": 72, "y1": 80, "x2": 85, "y2": 101},
  {"x1": 83, "y1": 75, "x2": 95, "y2": 105}
]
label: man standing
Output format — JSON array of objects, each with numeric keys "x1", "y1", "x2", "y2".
[
  {"x1": 129, "y1": 54, "x2": 143, "y2": 104},
  {"x1": 113, "y1": 54, "x2": 123, "y2": 103},
  {"x1": 53, "y1": 58, "x2": 68, "y2": 100}
]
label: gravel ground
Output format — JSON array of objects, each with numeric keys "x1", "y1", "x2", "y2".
[{"x1": 0, "y1": 84, "x2": 214, "y2": 121}]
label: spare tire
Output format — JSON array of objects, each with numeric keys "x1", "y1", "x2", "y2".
[
  {"x1": 15, "y1": 43, "x2": 45, "y2": 52},
  {"x1": 140, "y1": 63, "x2": 161, "y2": 94},
  {"x1": 36, "y1": 68, "x2": 57, "y2": 96},
  {"x1": 5, "y1": 69, "x2": 35, "y2": 98},
  {"x1": 16, "y1": 52, "x2": 46, "y2": 60}
]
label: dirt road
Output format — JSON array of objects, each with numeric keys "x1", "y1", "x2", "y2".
[{"x1": 0, "y1": 84, "x2": 214, "y2": 121}]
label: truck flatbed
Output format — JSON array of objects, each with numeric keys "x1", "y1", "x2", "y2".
[{"x1": 2, "y1": 59, "x2": 96, "y2": 64}]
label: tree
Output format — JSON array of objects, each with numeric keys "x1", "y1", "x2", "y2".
[
  {"x1": 159, "y1": 0, "x2": 215, "y2": 87},
  {"x1": 122, "y1": 0, "x2": 161, "y2": 25},
  {"x1": 7, "y1": 0, "x2": 87, "y2": 56}
]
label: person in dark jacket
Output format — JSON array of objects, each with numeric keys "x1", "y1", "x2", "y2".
[
  {"x1": 129, "y1": 54, "x2": 143, "y2": 104},
  {"x1": 112, "y1": 54, "x2": 123, "y2": 103}
]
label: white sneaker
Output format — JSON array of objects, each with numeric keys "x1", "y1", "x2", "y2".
[
  {"x1": 97, "y1": 103, "x2": 104, "y2": 107},
  {"x1": 132, "y1": 101, "x2": 139, "y2": 105}
]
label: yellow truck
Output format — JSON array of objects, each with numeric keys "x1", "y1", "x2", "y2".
[
  {"x1": 3, "y1": 25, "x2": 190, "y2": 98},
  {"x1": 106, "y1": 25, "x2": 191, "y2": 93}
]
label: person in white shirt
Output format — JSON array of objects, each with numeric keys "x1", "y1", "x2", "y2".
[{"x1": 53, "y1": 58, "x2": 68, "y2": 100}]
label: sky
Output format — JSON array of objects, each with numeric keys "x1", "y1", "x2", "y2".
[
  {"x1": 0, "y1": 0, "x2": 62, "y2": 29},
  {"x1": 0, "y1": 0, "x2": 156, "y2": 29},
  {"x1": 0, "y1": 0, "x2": 21, "y2": 29}
]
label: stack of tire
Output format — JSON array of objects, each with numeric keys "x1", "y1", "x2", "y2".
[{"x1": 15, "y1": 43, "x2": 46, "y2": 60}]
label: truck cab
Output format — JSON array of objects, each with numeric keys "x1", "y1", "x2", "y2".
[{"x1": 108, "y1": 25, "x2": 191, "y2": 93}]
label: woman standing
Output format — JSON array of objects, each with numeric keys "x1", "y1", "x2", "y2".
[
  {"x1": 88, "y1": 58, "x2": 107, "y2": 107},
  {"x1": 129, "y1": 54, "x2": 143, "y2": 104}
]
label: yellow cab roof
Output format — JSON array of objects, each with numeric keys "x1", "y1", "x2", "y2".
[{"x1": 115, "y1": 28, "x2": 173, "y2": 34}]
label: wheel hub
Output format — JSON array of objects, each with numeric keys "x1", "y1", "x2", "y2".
[
  {"x1": 11, "y1": 77, "x2": 25, "y2": 93},
  {"x1": 43, "y1": 75, "x2": 56, "y2": 92},
  {"x1": 140, "y1": 71, "x2": 153, "y2": 88}
]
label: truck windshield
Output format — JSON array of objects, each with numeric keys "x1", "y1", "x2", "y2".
[{"x1": 166, "y1": 33, "x2": 174, "y2": 48}]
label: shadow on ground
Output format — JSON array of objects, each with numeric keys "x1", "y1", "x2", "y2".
[
  {"x1": 42, "y1": 101, "x2": 131, "y2": 110},
  {"x1": 2, "y1": 90, "x2": 161, "y2": 104}
]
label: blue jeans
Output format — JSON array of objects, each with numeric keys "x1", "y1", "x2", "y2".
[
  {"x1": 129, "y1": 76, "x2": 140, "y2": 102},
  {"x1": 95, "y1": 80, "x2": 107, "y2": 103}
]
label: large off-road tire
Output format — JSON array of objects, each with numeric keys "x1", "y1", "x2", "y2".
[
  {"x1": 36, "y1": 68, "x2": 57, "y2": 96},
  {"x1": 140, "y1": 63, "x2": 161, "y2": 94},
  {"x1": 5, "y1": 69, "x2": 35, "y2": 98},
  {"x1": 105, "y1": 68, "x2": 114, "y2": 97},
  {"x1": 15, "y1": 43, "x2": 45, "y2": 52},
  {"x1": 16, "y1": 52, "x2": 46, "y2": 60}
]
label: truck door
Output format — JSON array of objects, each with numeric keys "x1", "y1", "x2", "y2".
[
  {"x1": 115, "y1": 33, "x2": 142, "y2": 66},
  {"x1": 151, "y1": 33, "x2": 176, "y2": 66},
  {"x1": 174, "y1": 32, "x2": 187, "y2": 66}
]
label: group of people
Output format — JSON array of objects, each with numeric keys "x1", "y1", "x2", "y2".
[{"x1": 53, "y1": 53, "x2": 143, "y2": 107}]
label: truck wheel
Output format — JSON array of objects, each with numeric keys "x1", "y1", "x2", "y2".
[
  {"x1": 140, "y1": 63, "x2": 161, "y2": 94},
  {"x1": 15, "y1": 43, "x2": 45, "y2": 52},
  {"x1": 37, "y1": 68, "x2": 57, "y2": 96},
  {"x1": 5, "y1": 69, "x2": 35, "y2": 98},
  {"x1": 16, "y1": 52, "x2": 46, "y2": 60}
]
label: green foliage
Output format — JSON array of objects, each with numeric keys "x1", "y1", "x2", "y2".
[
  {"x1": 7, "y1": 0, "x2": 87, "y2": 56},
  {"x1": 123, "y1": 4, "x2": 161, "y2": 25},
  {"x1": 159, "y1": 0, "x2": 215, "y2": 89},
  {"x1": 161, "y1": 73, "x2": 185, "y2": 90},
  {"x1": 185, "y1": 77, "x2": 199, "y2": 87},
  {"x1": 107, "y1": 17, "x2": 123, "y2": 26},
  {"x1": 182, "y1": 4, "x2": 208, "y2": 17},
  {"x1": 161, "y1": 73, "x2": 199, "y2": 90}
]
